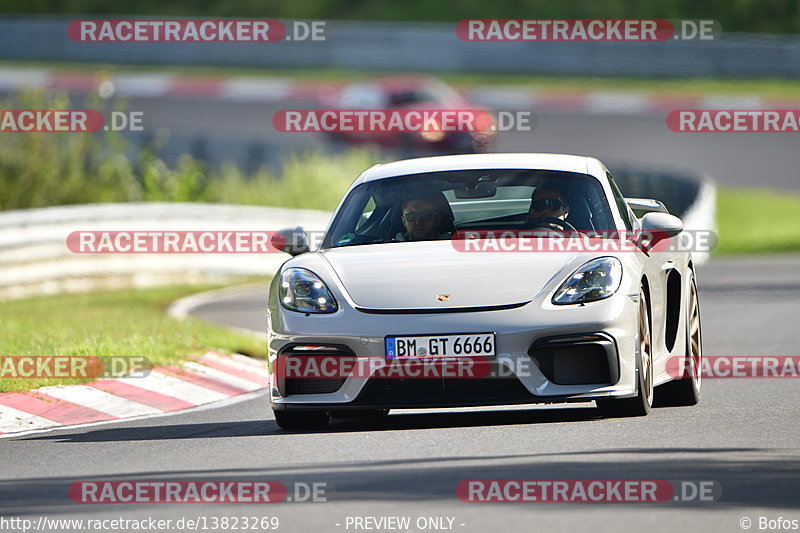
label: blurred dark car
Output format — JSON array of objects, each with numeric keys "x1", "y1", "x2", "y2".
[{"x1": 323, "y1": 75, "x2": 495, "y2": 154}]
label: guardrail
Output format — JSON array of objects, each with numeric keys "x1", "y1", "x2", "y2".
[
  {"x1": 0, "y1": 203, "x2": 331, "y2": 300},
  {"x1": 0, "y1": 16, "x2": 799, "y2": 78},
  {"x1": 0, "y1": 168, "x2": 715, "y2": 301}
]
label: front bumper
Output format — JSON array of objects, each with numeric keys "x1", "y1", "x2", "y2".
[{"x1": 268, "y1": 291, "x2": 639, "y2": 411}]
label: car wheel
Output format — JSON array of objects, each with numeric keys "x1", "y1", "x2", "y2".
[
  {"x1": 655, "y1": 272, "x2": 702, "y2": 406},
  {"x1": 597, "y1": 288, "x2": 653, "y2": 417},
  {"x1": 273, "y1": 410, "x2": 330, "y2": 430}
]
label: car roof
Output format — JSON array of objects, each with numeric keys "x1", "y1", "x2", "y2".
[{"x1": 358, "y1": 153, "x2": 599, "y2": 183}]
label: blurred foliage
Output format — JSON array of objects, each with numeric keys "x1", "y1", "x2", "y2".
[
  {"x1": 0, "y1": 0, "x2": 798, "y2": 33},
  {"x1": 210, "y1": 150, "x2": 374, "y2": 211},
  {"x1": 715, "y1": 186, "x2": 800, "y2": 254},
  {"x1": 0, "y1": 89, "x2": 378, "y2": 211}
]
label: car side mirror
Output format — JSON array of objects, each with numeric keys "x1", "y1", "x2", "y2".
[
  {"x1": 271, "y1": 226, "x2": 310, "y2": 256},
  {"x1": 640, "y1": 212, "x2": 683, "y2": 249}
]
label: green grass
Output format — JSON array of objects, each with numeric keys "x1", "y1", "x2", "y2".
[
  {"x1": 211, "y1": 150, "x2": 375, "y2": 211},
  {"x1": 4, "y1": 60, "x2": 800, "y2": 98},
  {"x1": 0, "y1": 282, "x2": 269, "y2": 393},
  {"x1": 715, "y1": 186, "x2": 800, "y2": 254},
  {"x1": 0, "y1": 88, "x2": 381, "y2": 211}
]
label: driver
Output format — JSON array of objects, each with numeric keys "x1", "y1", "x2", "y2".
[
  {"x1": 526, "y1": 182, "x2": 571, "y2": 230},
  {"x1": 396, "y1": 195, "x2": 450, "y2": 241}
]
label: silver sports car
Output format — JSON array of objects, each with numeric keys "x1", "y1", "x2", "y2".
[{"x1": 267, "y1": 153, "x2": 702, "y2": 429}]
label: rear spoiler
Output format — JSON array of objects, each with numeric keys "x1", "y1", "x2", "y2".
[{"x1": 625, "y1": 198, "x2": 669, "y2": 215}]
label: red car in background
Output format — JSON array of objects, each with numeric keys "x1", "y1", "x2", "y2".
[{"x1": 324, "y1": 75, "x2": 495, "y2": 154}]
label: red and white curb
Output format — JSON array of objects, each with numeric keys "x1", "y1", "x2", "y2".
[
  {"x1": 4, "y1": 67, "x2": 800, "y2": 115},
  {"x1": 0, "y1": 351, "x2": 267, "y2": 436},
  {"x1": 0, "y1": 67, "x2": 339, "y2": 104}
]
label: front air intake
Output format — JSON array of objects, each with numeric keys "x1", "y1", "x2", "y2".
[
  {"x1": 277, "y1": 344, "x2": 356, "y2": 396},
  {"x1": 528, "y1": 334, "x2": 619, "y2": 385}
]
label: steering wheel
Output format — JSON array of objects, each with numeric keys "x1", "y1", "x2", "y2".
[{"x1": 526, "y1": 216, "x2": 577, "y2": 233}]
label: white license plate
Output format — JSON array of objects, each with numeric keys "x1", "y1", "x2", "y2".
[{"x1": 385, "y1": 333, "x2": 495, "y2": 358}]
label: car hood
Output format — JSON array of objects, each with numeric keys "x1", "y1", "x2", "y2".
[{"x1": 319, "y1": 241, "x2": 575, "y2": 310}]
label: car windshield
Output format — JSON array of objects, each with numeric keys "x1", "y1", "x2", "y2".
[{"x1": 323, "y1": 169, "x2": 616, "y2": 248}]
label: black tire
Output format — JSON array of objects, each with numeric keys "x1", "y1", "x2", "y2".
[
  {"x1": 597, "y1": 288, "x2": 653, "y2": 418},
  {"x1": 655, "y1": 273, "x2": 702, "y2": 406},
  {"x1": 273, "y1": 410, "x2": 330, "y2": 430}
]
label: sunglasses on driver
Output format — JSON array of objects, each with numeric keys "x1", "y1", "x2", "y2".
[
  {"x1": 402, "y1": 210, "x2": 438, "y2": 222},
  {"x1": 531, "y1": 198, "x2": 567, "y2": 212}
]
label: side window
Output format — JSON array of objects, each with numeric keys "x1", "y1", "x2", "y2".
[{"x1": 607, "y1": 173, "x2": 634, "y2": 230}]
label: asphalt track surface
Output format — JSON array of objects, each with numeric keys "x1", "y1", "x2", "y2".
[
  {"x1": 1, "y1": 94, "x2": 799, "y2": 533},
  {"x1": 1, "y1": 255, "x2": 798, "y2": 533}
]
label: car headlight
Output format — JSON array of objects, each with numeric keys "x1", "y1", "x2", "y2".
[
  {"x1": 279, "y1": 268, "x2": 338, "y2": 313},
  {"x1": 552, "y1": 257, "x2": 622, "y2": 305}
]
